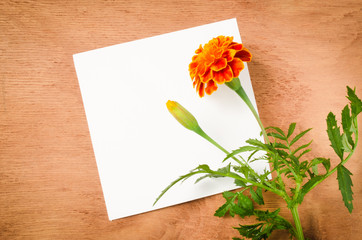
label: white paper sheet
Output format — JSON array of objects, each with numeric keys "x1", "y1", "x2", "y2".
[{"x1": 73, "y1": 18, "x2": 269, "y2": 220}]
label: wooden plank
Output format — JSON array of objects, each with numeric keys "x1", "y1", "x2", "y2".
[{"x1": 0, "y1": 0, "x2": 361, "y2": 239}]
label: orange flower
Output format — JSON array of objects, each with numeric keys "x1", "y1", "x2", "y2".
[{"x1": 189, "y1": 36, "x2": 252, "y2": 97}]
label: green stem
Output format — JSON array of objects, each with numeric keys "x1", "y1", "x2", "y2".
[
  {"x1": 291, "y1": 205, "x2": 305, "y2": 240},
  {"x1": 226, "y1": 78, "x2": 269, "y2": 144},
  {"x1": 197, "y1": 128, "x2": 243, "y2": 165},
  {"x1": 235, "y1": 87, "x2": 269, "y2": 144}
]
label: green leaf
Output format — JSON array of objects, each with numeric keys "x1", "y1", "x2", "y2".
[
  {"x1": 299, "y1": 175, "x2": 324, "y2": 203},
  {"x1": 155, "y1": 163, "x2": 244, "y2": 206},
  {"x1": 196, "y1": 164, "x2": 212, "y2": 172},
  {"x1": 196, "y1": 164, "x2": 245, "y2": 183},
  {"x1": 234, "y1": 194, "x2": 254, "y2": 217},
  {"x1": 267, "y1": 132, "x2": 287, "y2": 141},
  {"x1": 254, "y1": 209, "x2": 280, "y2": 221},
  {"x1": 217, "y1": 164, "x2": 231, "y2": 174},
  {"x1": 300, "y1": 160, "x2": 308, "y2": 169},
  {"x1": 234, "y1": 223, "x2": 265, "y2": 240},
  {"x1": 272, "y1": 142, "x2": 289, "y2": 149},
  {"x1": 246, "y1": 139, "x2": 269, "y2": 149},
  {"x1": 309, "y1": 157, "x2": 330, "y2": 173},
  {"x1": 288, "y1": 154, "x2": 299, "y2": 167},
  {"x1": 341, "y1": 105, "x2": 354, "y2": 148},
  {"x1": 311, "y1": 164, "x2": 318, "y2": 175},
  {"x1": 326, "y1": 112, "x2": 344, "y2": 160},
  {"x1": 279, "y1": 167, "x2": 292, "y2": 176},
  {"x1": 347, "y1": 86, "x2": 362, "y2": 117},
  {"x1": 321, "y1": 158, "x2": 331, "y2": 173},
  {"x1": 234, "y1": 209, "x2": 295, "y2": 240},
  {"x1": 297, "y1": 149, "x2": 311, "y2": 160},
  {"x1": 341, "y1": 133, "x2": 353, "y2": 153},
  {"x1": 233, "y1": 165, "x2": 251, "y2": 178},
  {"x1": 258, "y1": 169, "x2": 271, "y2": 183},
  {"x1": 287, "y1": 123, "x2": 297, "y2": 138},
  {"x1": 194, "y1": 174, "x2": 210, "y2": 183},
  {"x1": 337, "y1": 165, "x2": 354, "y2": 213},
  {"x1": 154, "y1": 168, "x2": 208, "y2": 205},
  {"x1": 247, "y1": 150, "x2": 259, "y2": 162},
  {"x1": 249, "y1": 155, "x2": 267, "y2": 163},
  {"x1": 224, "y1": 146, "x2": 261, "y2": 162},
  {"x1": 215, "y1": 191, "x2": 239, "y2": 217},
  {"x1": 195, "y1": 165, "x2": 231, "y2": 183},
  {"x1": 290, "y1": 128, "x2": 312, "y2": 146},
  {"x1": 265, "y1": 126, "x2": 286, "y2": 137},
  {"x1": 223, "y1": 191, "x2": 237, "y2": 199},
  {"x1": 276, "y1": 149, "x2": 289, "y2": 158},
  {"x1": 292, "y1": 140, "x2": 312, "y2": 155},
  {"x1": 234, "y1": 179, "x2": 247, "y2": 187},
  {"x1": 214, "y1": 192, "x2": 237, "y2": 217},
  {"x1": 214, "y1": 192, "x2": 254, "y2": 218},
  {"x1": 250, "y1": 187, "x2": 264, "y2": 205}
]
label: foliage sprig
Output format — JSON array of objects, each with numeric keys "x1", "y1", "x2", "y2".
[{"x1": 155, "y1": 84, "x2": 361, "y2": 240}]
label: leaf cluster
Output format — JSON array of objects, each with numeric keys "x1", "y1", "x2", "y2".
[
  {"x1": 326, "y1": 87, "x2": 361, "y2": 212},
  {"x1": 224, "y1": 125, "x2": 329, "y2": 208},
  {"x1": 155, "y1": 86, "x2": 361, "y2": 239},
  {"x1": 215, "y1": 191, "x2": 295, "y2": 240},
  {"x1": 232, "y1": 209, "x2": 295, "y2": 240}
]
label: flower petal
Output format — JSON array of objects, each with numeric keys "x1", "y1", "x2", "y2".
[
  {"x1": 219, "y1": 36, "x2": 233, "y2": 48},
  {"x1": 200, "y1": 68, "x2": 213, "y2": 83},
  {"x1": 205, "y1": 80, "x2": 218, "y2": 95},
  {"x1": 213, "y1": 48, "x2": 224, "y2": 59},
  {"x1": 210, "y1": 58, "x2": 227, "y2": 71},
  {"x1": 189, "y1": 61, "x2": 198, "y2": 79},
  {"x1": 213, "y1": 65, "x2": 233, "y2": 84},
  {"x1": 192, "y1": 75, "x2": 199, "y2": 87},
  {"x1": 204, "y1": 54, "x2": 215, "y2": 67},
  {"x1": 197, "y1": 63, "x2": 207, "y2": 76},
  {"x1": 229, "y1": 58, "x2": 245, "y2": 78},
  {"x1": 222, "y1": 49, "x2": 236, "y2": 62},
  {"x1": 195, "y1": 44, "x2": 203, "y2": 54},
  {"x1": 197, "y1": 81, "x2": 205, "y2": 97},
  {"x1": 229, "y1": 42, "x2": 243, "y2": 51},
  {"x1": 235, "y1": 48, "x2": 252, "y2": 62}
]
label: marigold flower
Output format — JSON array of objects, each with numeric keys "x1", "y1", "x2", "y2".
[{"x1": 189, "y1": 36, "x2": 252, "y2": 97}]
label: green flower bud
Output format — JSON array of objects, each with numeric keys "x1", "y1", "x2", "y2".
[{"x1": 166, "y1": 100, "x2": 201, "y2": 133}]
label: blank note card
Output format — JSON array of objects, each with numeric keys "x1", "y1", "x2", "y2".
[{"x1": 73, "y1": 18, "x2": 268, "y2": 220}]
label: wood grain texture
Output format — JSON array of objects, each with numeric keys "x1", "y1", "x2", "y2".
[{"x1": 1, "y1": 0, "x2": 361, "y2": 239}]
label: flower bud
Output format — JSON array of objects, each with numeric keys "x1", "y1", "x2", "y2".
[{"x1": 166, "y1": 100, "x2": 201, "y2": 133}]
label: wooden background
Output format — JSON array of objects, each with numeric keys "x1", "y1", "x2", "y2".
[{"x1": 1, "y1": 0, "x2": 361, "y2": 239}]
